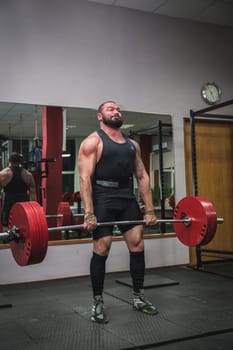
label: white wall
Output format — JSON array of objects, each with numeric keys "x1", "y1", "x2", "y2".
[
  {"x1": 0, "y1": 0, "x2": 232, "y2": 283},
  {"x1": 0, "y1": 237, "x2": 187, "y2": 285},
  {"x1": 1, "y1": 0, "x2": 233, "y2": 201}
]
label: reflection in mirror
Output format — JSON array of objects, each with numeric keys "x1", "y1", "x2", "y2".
[{"x1": 0, "y1": 102, "x2": 174, "y2": 240}]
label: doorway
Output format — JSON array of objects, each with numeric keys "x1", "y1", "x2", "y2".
[{"x1": 184, "y1": 119, "x2": 233, "y2": 265}]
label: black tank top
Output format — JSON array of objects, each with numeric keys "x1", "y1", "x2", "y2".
[
  {"x1": 92, "y1": 129, "x2": 136, "y2": 199},
  {"x1": 4, "y1": 166, "x2": 29, "y2": 202}
]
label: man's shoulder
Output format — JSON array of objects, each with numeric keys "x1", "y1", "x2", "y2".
[
  {"x1": 0, "y1": 167, "x2": 11, "y2": 175},
  {"x1": 79, "y1": 131, "x2": 101, "y2": 157},
  {"x1": 83, "y1": 131, "x2": 100, "y2": 144},
  {"x1": 0, "y1": 167, "x2": 13, "y2": 186},
  {"x1": 21, "y1": 168, "x2": 33, "y2": 176}
]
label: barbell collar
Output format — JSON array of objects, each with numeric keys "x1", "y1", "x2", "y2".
[
  {"x1": 217, "y1": 218, "x2": 224, "y2": 224},
  {"x1": 0, "y1": 226, "x2": 21, "y2": 243},
  {"x1": 0, "y1": 232, "x2": 10, "y2": 240}
]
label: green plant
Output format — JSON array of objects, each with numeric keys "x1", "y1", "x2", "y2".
[
  {"x1": 151, "y1": 186, "x2": 173, "y2": 206},
  {"x1": 151, "y1": 186, "x2": 160, "y2": 206}
]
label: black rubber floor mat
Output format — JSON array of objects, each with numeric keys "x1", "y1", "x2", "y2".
[
  {"x1": 203, "y1": 261, "x2": 233, "y2": 279},
  {"x1": 0, "y1": 293, "x2": 12, "y2": 308},
  {"x1": 115, "y1": 274, "x2": 179, "y2": 288}
]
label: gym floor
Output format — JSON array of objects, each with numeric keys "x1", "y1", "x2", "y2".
[{"x1": 0, "y1": 264, "x2": 233, "y2": 350}]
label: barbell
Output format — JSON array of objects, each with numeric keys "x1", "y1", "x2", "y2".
[
  {"x1": 56, "y1": 201, "x2": 84, "y2": 227},
  {"x1": 0, "y1": 196, "x2": 223, "y2": 267}
]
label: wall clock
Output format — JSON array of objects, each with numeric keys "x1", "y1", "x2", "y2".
[{"x1": 201, "y1": 82, "x2": 221, "y2": 105}]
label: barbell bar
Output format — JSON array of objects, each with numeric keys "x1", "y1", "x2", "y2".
[
  {"x1": 0, "y1": 196, "x2": 224, "y2": 267},
  {"x1": 48, "y1": 217, "x2": 192, "y2": 233},
  {"x1": 46, "y1": 213, "x2": 84, "y2": 218},
  {"x1": 46, "y1": 202, "x2": 84, "y2": 228},
  {"x1": 0, "y1": 217, "x2": 193, "y2": 237},
  {"x1": 56, "y1": 202, "x2": 83, "y2": 227},
  {"x1": 0, "y1": 218, "x2": 192, "y2": 240}
]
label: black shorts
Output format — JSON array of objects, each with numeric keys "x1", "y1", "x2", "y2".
[{"x1": 92, "y1": 197, "x2": 143, "y2": 240}]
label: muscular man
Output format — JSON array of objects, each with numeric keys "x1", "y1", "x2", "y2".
[
  {"x1": 0, "y1": 152, "x2": 37, "y2": 230},
  {"x1": 78, "y1": 101, "x2": 158, "y2": 323}
]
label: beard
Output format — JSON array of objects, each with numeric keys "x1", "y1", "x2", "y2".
[{"x1": 102, "y1": 115, "x2": 123, "y2": 128}]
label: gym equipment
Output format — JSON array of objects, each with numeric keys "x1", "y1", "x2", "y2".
[
  {"x1": 0, "y1": 196, "x2": 224, "y2": 266},
  {"x1": 45, "y1": 202, "x2": 83, "y2": 226}
]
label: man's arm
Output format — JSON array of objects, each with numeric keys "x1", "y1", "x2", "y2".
[
  {"x1": 78, "y1": 133, "x2": 99, "y2": 229},
  {"x1": 0, "y1": 168, "x2": 12, "y2": 187},
  {"x1": 132, "y1": 140, "x2": 157, "y2": 224},
  {"x1": 21, "y1": 169, "x2": 37, "y2": 201},
  {"x1": 27, "y1": 175, "x2": 37, "y2": 201},
  {"x1": 0, "y1": 170, "x2": 3, "y2": 188}
]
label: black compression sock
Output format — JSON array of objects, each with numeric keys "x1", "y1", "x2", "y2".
[
  {"x1": 90, "y1": 252, "x2": 108, "y2": 297},
  {"x1": 130, "y1": 251, "x2": 145, "y2": 294}
]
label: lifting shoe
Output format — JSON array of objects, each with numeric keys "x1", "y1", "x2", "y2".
[
  {"x1": 90, "y1": 296, "x2": 109, "y2": 324},
  {"x1": 133, "y1": 291, "x2": 158, "y2": 315}
]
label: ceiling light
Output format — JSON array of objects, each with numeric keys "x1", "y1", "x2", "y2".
[
  {"x1": 121, "y1": 124, "x2": 135, "y2": 129},
  {"x1": 62, "y1": 151, "x2": 71, "y2": 158},
  {"x1": 66, "y1": 124, "x2": 77, "y2": 130}
]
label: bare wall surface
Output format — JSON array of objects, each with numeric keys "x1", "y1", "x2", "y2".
[
  {"x1": 0, "y1": 238, "x2": 187, "y2": 284},
  {"x1": 0, "y1": 0, "x2": 232, "y2": 114}
]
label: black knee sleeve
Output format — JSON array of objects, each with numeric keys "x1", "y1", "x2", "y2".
[
  {"x1": 90, "y1": 252, "x2": 107, "y2": 297},
  {"x1": 130, "y1": 251, "x2": 145, "y2": 294}
]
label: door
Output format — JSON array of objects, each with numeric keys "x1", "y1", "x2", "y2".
[{"x1": 184, "y1": 119, "x2": 233, "y2": 265}]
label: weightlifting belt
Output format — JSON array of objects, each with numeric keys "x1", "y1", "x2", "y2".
[{"x1": 96, "y1": 178, "x2": 131, "y2": 188}]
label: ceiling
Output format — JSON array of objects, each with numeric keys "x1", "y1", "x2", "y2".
[
  {"x1": 1, "y1": 0, "x2": 233, "y2": 143},
  {"x1": 88, "y1": 0, "x2": 233, "y2": 27}
]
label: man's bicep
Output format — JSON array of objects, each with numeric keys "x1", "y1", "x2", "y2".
[
  {"x1": 132, "y1": 141, "x2": 145, "y2": 179},
  {"x1": 78, "y1": 140, "x2": 97, "y2": 177},
  {"x1": 79, "y1": 154, "x2": 95, "y2": 177},
  {"x1": 78, "y1": 137, "x2": 98, "y2": 175},
  {"x1": 134, "y1": 157, "x2": 147, "y2": 182},
  {"x1": 29, "y1": 175, "x2": 36, "y2": 188}
]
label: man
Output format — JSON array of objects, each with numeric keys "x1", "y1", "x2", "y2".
[
  {"x1": 78, "y1": 101, "x2": 158, "y2": 324},
  {"x1": 0, "y1": 152, "x2": 37, "y2": 230}
]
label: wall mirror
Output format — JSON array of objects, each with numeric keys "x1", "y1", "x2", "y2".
[{"x1": 0, "y1": 101, "x2": 174, "y2": 240}]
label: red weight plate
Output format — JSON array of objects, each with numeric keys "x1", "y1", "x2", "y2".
[
  {"x1": 9, "y1": 202, "x2": 37, "y2": 266},
  {"x1": 173, "y1": 196, "x2": 217, "y2": 247},
  {"x1": 57, "y1": 202, "x2": 72, "y2": 226},
  {"x1": 74, "y1": 216, "x2": 84, "y2": 225},
  {"x1": 62, "y1": 192, "x2": 72, "y2": 202},
  {"x1": 197, "y1": 198, "x2": 217, "y2": 246},
  {"x1": 71, "y1": 191, "x2": 81, "y2": 203},
  {"x1": 24, "y1": 202, "x2": 48, "y2": 265},
  {"x1": 8, "y1": 202, "x2": 48, "y2": 266},
  {"x1": 28, "y1": 201, "x2": 48, "y2": 264}
]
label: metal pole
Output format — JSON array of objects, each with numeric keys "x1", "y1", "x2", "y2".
[
  {"x1": 190, "y1": 99, "x2": 233, "y2": 117},
  {"x1": 158, "y1": 120, "x2": 166, "y2": 233},
  {"x1": 190, "y1": 112, "x2": 198, "y2": 197},
  {"x1": 46, "y1": 213, "x2": 84, "y2": 218},
  {"x1": 190, "y1": 111, "x2": 202, "y2": 268}
]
